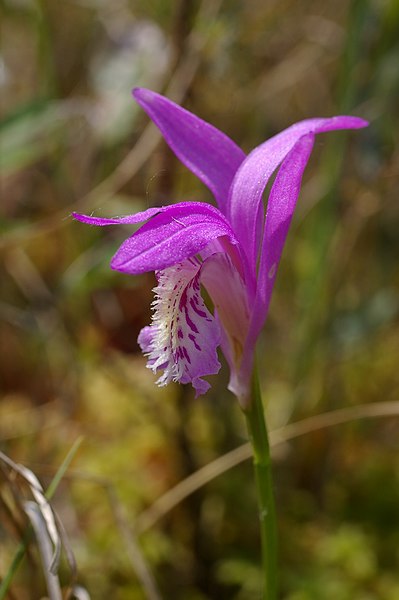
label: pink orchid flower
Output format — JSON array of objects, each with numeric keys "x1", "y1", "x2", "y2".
[{"x1": 74, "y1": 89, "x2": 367, "y2": 406}]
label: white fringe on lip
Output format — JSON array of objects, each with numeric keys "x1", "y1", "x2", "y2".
[{"x1": 138, "y1": 257, "x2": 221, "y2": 396}]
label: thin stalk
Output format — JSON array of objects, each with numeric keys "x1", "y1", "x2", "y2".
[{"x1": 243, "y1": 368, "x2": 277, "y2": 599}]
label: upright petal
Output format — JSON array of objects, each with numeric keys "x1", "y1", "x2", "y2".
[
  {"x1": 133, "y1": 88, "x2": 246, "y2": 214},
  {"x1": 228, "y1": 116, "x2": 368, "y2": 269},
  {"x1": 139, "y1": 258, "x2": 221, "y2": 397},
  {"x1": 239, "y1": 133, "x2": 316, "y2": 395}
]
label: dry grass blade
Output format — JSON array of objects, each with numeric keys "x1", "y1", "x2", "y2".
[
  {"x1": 0, "y1": 463, "x2": 30, "y2": 542},
  {"x1": 18, "y1": 466, "x2": 61, "y2": 574},
  {"x1": 53, "y1": 510, "x2": 78, "y2": 583},
  {"x1": 0, "y1": 451, "x2": 61, "y2": 573},
  {"x1": 70, "y1": 585, "x2": 91, "y2": 600},
  {"x1": 135, "y1": 400, "x2": 399, "y2": 533},
  {"x1": 23, "y1": 501, "x2": 63, "y2": 600},
  {"x1": 0, "y1": 438, "x2": 83, "y2": 599},
  {"x1": 43, "y1": 471, "x2": 163, "y2": 599},
  {"x1": 269, "y1": 401, "x2": 399, "y2": 445},
  {"x1": 106, "y1": 486, "x2": 163, "y2": 600}
]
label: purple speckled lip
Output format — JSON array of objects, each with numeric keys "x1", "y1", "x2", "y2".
[{"x1": 73, "y1": 88, "x2": 368, "y2": 405}]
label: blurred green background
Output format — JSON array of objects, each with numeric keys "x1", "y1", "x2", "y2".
[{"x1": 1, "y1": 0, "x2": 398, "y2": 598}]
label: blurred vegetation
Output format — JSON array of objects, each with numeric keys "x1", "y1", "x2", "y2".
[{"x1": 1, "y1": 0, "x2": 398, "y2": 598}]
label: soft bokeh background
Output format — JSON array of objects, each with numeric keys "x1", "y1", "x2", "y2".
[{"x1": 1, "y1": 0, "x2": 398, "y2": 598}]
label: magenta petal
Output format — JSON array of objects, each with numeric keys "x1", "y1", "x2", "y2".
[
  {"x1": 72, "y1": 206, "x2": 162, "y2": 226},
  {"x1": 240, "y1": 133, "x2": 316, "y2": 387},
  {"x1": 201, "y1": 252, "x2": 251, "y2": 401},
  {"x1": 133, "y1": 88, "x2": 246, "y2": 214},
  {"x1": 110, "y1": 202, "x2": 238, "y2": 275},
  {"x1": 229, "y1": 116, "x2": 368, "y2": 268}
]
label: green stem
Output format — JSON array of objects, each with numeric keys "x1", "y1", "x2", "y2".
[{"x1": 243, "y1": 367, "x2": 278, "y2": 599}]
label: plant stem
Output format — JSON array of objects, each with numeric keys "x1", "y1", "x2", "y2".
[{"x1": 243, "y1": 367, "x2": 278, "y2": 599}]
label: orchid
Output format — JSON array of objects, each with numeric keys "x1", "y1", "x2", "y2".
[
  {"x1": 74, "y1": 89, "x2": 367, "y2": 599},
  {"x1": 74, "y1": 89, "x2": 367, "y2": 407}
]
